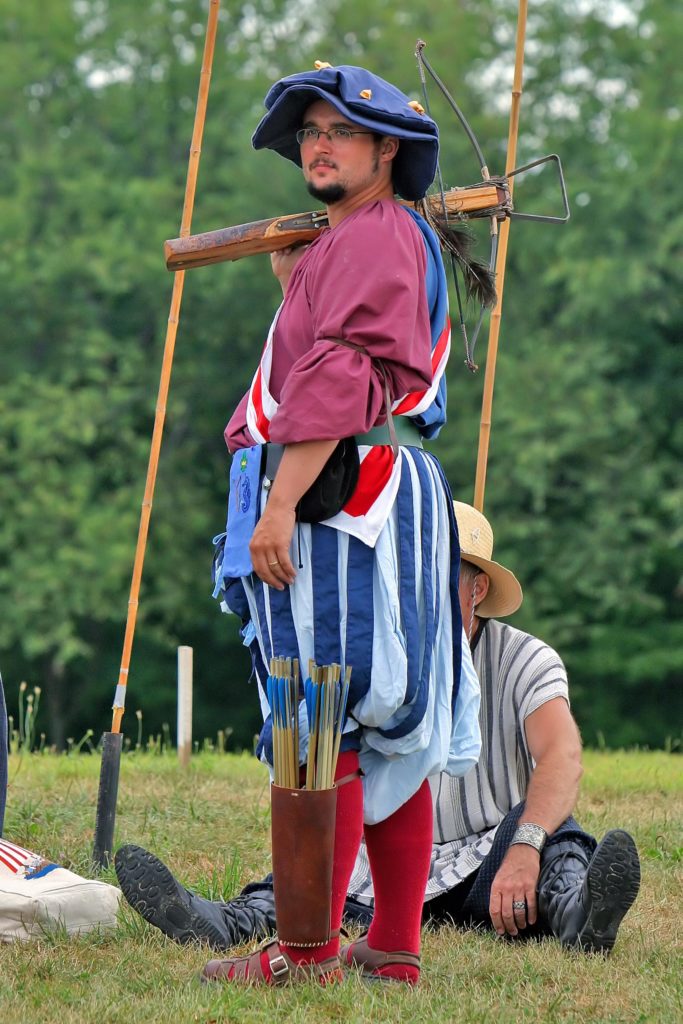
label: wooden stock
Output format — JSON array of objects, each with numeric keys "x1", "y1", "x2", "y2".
[{"x1": 164, "y1": 182, "x2": 510, "y2": 271}]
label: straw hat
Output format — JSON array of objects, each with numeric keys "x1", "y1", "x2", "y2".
[{"x1": 453, "y1": 502, "x2": 523, "y2": 618}]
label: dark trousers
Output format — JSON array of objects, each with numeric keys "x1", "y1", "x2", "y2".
[{"x1": 342, "y1": 802, "x2": 597, "y2": 934}]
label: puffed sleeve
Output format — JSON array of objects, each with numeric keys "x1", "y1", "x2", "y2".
[
  {"x1": 224, "y1": 390, "x2": 255, "y2": 453},
  {"x1": 269, "y1": 203, "x2": 434, "y2": 443}
]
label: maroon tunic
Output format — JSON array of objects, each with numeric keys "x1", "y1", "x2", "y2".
[{"x1": 225, "y1": 199, "x2": 433, "y2": 453}]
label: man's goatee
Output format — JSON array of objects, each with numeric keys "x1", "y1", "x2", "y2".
[{"x1": 306, "y1": 181, "x2": 347, "y2": 204}]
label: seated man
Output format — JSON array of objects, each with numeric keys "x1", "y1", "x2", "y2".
[{"x1": 115, "y1": 502, "x2": 640, "y2": 954}]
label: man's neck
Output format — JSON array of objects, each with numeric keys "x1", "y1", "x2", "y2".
[
  {"x1": 326, "y1": 181, "x2": 396, "y2": 228},
  {"x1": 470, "y1": 614, "x2": 485, "y2": 651}
]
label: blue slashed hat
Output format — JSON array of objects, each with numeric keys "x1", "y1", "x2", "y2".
[{"x1": 252, "y1": 63, "x2": 439, "y2": 201}]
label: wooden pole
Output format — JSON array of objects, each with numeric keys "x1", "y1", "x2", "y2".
[
  {"x1": 93, "y1": 0, "x2": 221, "y2": 869},
  {"x1": 473, "y1": 0, "x2": 528, "y2": 512},
  {"x1": 110, "y1": 0, "x2": 221, "y2": 733},
  {"x1": 177, "y1": 646, "x2": 193, "y2": 768}
]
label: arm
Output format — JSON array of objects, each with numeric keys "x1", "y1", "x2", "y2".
[
  {"x1": 249, "y1": 246, "x2": 337, "y2": 587},
  {"x1": 248, "y1": 438, "x2": 338, "y2": 589},
  {"x1": 489, "y1": 697, "x2": 583, "y2": 936}
]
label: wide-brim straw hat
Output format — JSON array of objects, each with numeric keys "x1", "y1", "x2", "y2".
[
  {"x1": 453, "y1": 501, "x2": 523, "y2": 619},
  {"x1": 252, "y1": 63, "x2": 439, "y2": 201}
]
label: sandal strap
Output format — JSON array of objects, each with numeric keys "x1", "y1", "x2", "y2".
[
  {"x1": 202, "y1": 939, "x2": 340, "y2": 986},
  {"x1": 343, "y1": 933, "x2": 421, "y2": 971},
  {"x1": 264, "y1": 940, "x2": 340, "y2": 985}
]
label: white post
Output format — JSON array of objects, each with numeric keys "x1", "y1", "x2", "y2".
[{"x1": 177, "y1": 646, "x2": 193, "y2": 768}]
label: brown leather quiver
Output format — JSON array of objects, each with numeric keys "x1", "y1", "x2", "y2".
[{"x1": 270, "y1": 784, "x2": 338, "y2": 947}]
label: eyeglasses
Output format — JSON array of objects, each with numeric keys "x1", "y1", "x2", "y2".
[{"x1": 296, "y1": 127, "x2": 375, "y2": 146}]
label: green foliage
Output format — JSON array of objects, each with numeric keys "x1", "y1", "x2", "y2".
[{"x1": 0, "y1": 0, "x2": 681, "y2": 749}]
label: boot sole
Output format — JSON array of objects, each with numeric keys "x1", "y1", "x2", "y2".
[
  {"x1": 114, "y1": 844, "x2": 229, "y2": 949},
  {"x1": 575, "y1": 830, "x2": 641, "y2": 954}
]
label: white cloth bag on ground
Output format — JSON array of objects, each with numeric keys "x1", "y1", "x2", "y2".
[{"x1": 0, "y1": 838, "x2": 121, "y2": 942}]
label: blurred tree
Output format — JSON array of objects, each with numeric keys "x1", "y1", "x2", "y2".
[{"x1": 0, "y1": 0, "x2": 680, "y2": 749}]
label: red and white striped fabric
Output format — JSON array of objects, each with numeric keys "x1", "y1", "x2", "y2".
[
  {"x1": 245, "y1": 304, "x2": 283, "y2": 445},
  {"x1": 391, "y1": 318, "x2": 451, "y2": 417},
  {"x1": 245, "y1": 306, "x2": 450, "y2": 447},
  {"x1": 0, "y1": 838, "x2": 53, "y2": 880},
  {"x1": 322, "y1": 444, "x2": 402, "y2": 546},
  {"x1": 0, "y1": 838, "x2": 121, "y2": 941}
]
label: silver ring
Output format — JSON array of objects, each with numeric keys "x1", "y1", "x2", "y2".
[
  {"x1": 512, "y1": 900, "x2": 526, "y2": 911},
  {"x1": 268, "y1": 559, "x2": 281, "y2": 566}
]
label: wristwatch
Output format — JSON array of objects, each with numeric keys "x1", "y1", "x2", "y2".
[{"x1": 510, "y1": 822, "x2": 547, "y2": 853}]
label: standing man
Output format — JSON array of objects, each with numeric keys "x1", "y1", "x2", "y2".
[
  {"x1": 203, "y1": 63, "x2": 480, "y2": 985},
  {"x1": 116, "y1": 504, "x2": 640, "y2": 958}
]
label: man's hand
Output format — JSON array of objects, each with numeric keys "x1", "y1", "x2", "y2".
[
  {"x1": 250, "y1": 439, "x2": 338, "y2": 589},
  {"x1": 270, "y1": 245, "x2": 309, "y2": 294},
  {"x1": 249, "y1": 496, "x2": 297, "y2": 590},
  {"x1": 489, "y1": 844, "x2": 540, "y2": 937}
]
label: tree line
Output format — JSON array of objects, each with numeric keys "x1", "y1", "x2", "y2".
[{"x1": 1, "y1": 0, "x2": 680, "y2": 750}]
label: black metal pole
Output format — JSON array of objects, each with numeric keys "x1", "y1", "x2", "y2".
[{"x1": 92, "y1": 731, "x2": 123, "y2": 869}]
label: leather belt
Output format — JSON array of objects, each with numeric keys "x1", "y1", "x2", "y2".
[{"x1": 356, "y1": 418, "x2": 423, "y2": 448}]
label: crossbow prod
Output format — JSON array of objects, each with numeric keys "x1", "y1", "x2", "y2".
[
  {"x1": 164, "y1": 42, "x2": 569, "y2": 372},
  {"x1": 414, "y1": 40, "x2": 569, "y2": 370}
]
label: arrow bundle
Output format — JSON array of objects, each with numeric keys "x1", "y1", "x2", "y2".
[
  {"x1": 266, "y1": 657, "x2": 300, "y2": 789},
  {"x1": 266, "y1": 658, "x2": 351, "y2": 790},
  {"x1": 305, "y1": 662, "x2": 351, "y2": 791}
]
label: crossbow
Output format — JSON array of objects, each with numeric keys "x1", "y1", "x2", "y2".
[{"x1": 164, "y1": 40, "x2": 569, "y2": 374}]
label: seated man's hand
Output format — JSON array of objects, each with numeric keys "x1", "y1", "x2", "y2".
[{"x1": 489, "y1": 844, "x2": 540, "y2": 937}]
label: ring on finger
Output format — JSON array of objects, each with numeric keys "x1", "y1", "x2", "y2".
[{"x1": 512, "y1": 899, "x2": 526, "y2": 911}]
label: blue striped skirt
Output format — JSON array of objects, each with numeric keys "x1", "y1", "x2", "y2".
[{"x1": 215, "y1": 446, "x2": 481, "y2": 823}]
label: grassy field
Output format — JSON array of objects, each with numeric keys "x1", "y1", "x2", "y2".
[{"x1": 1, "y1": 749, "x2": 681, "y2": 1023}]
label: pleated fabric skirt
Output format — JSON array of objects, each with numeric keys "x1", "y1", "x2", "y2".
[{"x1": 227, "y1": 446, "x2": 481, "y2": 824}]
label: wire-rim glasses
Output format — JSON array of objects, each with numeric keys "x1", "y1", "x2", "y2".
[{"x1": 296, "y1": 127, "x2": 375, "y2": 145}]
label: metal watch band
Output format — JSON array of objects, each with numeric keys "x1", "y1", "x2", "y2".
[{"x1": 510, "y1": 822, "x2": 548, "y2": 853}]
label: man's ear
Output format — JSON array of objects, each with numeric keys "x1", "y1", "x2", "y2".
[
  {"x1": 474, "y1": 572, "x2": 490, "y2": 607},
  {"x1": 380, "y1": 136, "x2": 399, "y2": 160}
]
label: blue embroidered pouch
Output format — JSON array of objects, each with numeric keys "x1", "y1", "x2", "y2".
[{"x1": 222, "y1": 445, "x2": 262, "y2": 579}]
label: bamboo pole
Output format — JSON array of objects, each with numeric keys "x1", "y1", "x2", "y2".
[
  {"x1": 92, "y1": 0, "x2": 221, "y2": 869},
  {"x1": 473, "y1": 0, "x2": 528, "y2": 512},
  {"x1": 110, "y1": 0, "x2": 221, "y2": 732}
]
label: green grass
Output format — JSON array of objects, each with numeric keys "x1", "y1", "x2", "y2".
[{"x1": 1, "y1": 749, "x2": 681, "y2": 1023}]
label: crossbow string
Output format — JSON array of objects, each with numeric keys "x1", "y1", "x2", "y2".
[{"x1": 415, "y1": 39, "x2": 501, "y2": 372}]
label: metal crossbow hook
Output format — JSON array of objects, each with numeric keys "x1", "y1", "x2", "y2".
[{"x1": 414, "y1": 40, "x2": 570, "y2": 373}]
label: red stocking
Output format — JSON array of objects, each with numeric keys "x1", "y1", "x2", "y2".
[{"x1": 363, "y1": 778, "x2": 433, "y2": 983}]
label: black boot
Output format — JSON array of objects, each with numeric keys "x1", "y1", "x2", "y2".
[
  {"x1": 537, "y1": 829, "x2": 640, "y2": 954},
  {"x1": 114, "y1": 844, "x2": 276, "y2": 950}
]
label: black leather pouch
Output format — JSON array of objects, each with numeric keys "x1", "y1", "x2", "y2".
[{"x1": 263, "y1": 438, "x2": 360, "y2": 523}]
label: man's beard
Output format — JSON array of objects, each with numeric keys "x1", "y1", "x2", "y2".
[{"x1": 306, "y1": 180, "x2": 347, "y2": 204}]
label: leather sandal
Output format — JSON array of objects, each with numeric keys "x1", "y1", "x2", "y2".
[
  {"x1": 341, "y1": 933, "x2": 421, "y2": 983},
  {"x1": 201, "y1": 938, "x2": 342, "y2": 986}
]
